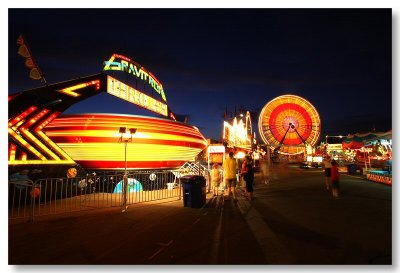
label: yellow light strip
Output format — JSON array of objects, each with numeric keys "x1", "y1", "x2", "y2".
[
  {"x1": 45, "y1": 118, "x2": 199, "y2": 132},
  {"x1": 36, "y1": 130, "x2": 75, "y2": 163},
  {"x1": 44, "y1": 129, "x2": 207, "y2": 145},
  {"x1": 8, "y1": 106, "x2": 37, "y2": 127},
  {"x1": 45, "y1": 115, "x2": 198, "y2": 131},
  {"x1": 9, "y1": 144, "x2": 16, "y2": 162},
  {"x1": 28, "y1": 109, "x2": 49, "y2": 125},
  {"x1": 36, "y1": 111, "x2": 74, "y2": 162},
  {"x1": 19, "y1": 128, "x2": 61, "y2": 160},
  {"x1": 8, "y1": 160, "x2": 77, "y2": 165},
  {"x1": 57, "y1": 80, "x2": 100, "y2": 97},
  {"x1": 57, "y1": 143, "x2": 201, "y2": 161},
  {"x1": 8, "y1": 128, "x2": 45, "y2": 160}
]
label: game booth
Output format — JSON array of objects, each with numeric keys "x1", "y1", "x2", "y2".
[{"x1": 342, "y1": 130, "x2": 392, "y2": 185}]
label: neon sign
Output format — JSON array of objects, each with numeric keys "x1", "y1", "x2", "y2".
[
  {"x1": 327, "y1": 144, "x2": 343, "y2": 151},
  {"x1": 107, "y1": 76, "x2": 168, "y2": 117},
  {"x1": 103, "y1": 53, "x2": 167, "y2": 102},
  {"x1": 57, "y1": 80, "x2": 100, "y2": 97}
]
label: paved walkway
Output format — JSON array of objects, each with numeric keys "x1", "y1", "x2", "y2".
[{"x1": 8, "y1": 165, "x2": 392, "y2": 266}]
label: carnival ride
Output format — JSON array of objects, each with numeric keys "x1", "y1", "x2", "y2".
[
  {"x1": 44, "y1": 113, "x2": 207, "y2": 170},
  {"x1": 222, "y1": 111, "x2": 253, "y2": 150},
  {"x1": 258, "y1": 94, "x2": 321, "y2": 156},
  {"x1": 8, "y1": 53, "x2": 208, "y2": 173}
]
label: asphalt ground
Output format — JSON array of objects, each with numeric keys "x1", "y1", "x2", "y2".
[{"x1": 8, "y1": 163, "x2": 393, "y2": 268}]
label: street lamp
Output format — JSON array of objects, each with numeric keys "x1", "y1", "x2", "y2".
[{"x1": 118, "y1": 126, "x2": 137, "y2": 212}]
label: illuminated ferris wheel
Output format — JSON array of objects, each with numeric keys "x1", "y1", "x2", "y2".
[{"x1": 258, "y1": 94, "x2": 321, "y2": 155}]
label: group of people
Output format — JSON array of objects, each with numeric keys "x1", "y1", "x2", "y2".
[
  {"x1": 322, "y1": 155, "x2": 340, "y2": 198},
  {"x1": 209, "y1": 151, "x2": 256, "y2": 202}
]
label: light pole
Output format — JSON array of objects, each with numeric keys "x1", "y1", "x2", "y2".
[{"x1": 118, "y1": 127, "x2": 137, "y2": 212}]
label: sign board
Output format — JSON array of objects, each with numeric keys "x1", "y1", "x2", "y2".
[
  {"x1": 208, "y1": 145, "x2": 225, "y2": 154},
  {"x1": 327, "y1": 143, "x2": 343, "y2": 151},
  {"x1": 209, "y1": 154, "x2": 223, "y2": 164},
  {"x1": 107, "y1": 76, "x2": 168, "y2": 117},
  {"x1": 103, "y1": 53, "x2": 167, "y2": 102}
]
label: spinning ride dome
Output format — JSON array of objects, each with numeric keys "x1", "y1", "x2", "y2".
[{"x1": 258, "y1": 94, "x2": 321, "y2": 155}]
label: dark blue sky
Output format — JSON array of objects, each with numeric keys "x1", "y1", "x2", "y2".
[{"x1": 8, "y1": 9, "x2": 392, "y2": 141}]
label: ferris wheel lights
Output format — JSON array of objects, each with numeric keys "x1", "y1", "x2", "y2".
[{"x1": 258, "y1": 95, "x2": 321, "y2": 155}]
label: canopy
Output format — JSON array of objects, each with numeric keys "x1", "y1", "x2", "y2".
[{"x1": 342, "y1": 130, "x2": 392, "y2": 149}]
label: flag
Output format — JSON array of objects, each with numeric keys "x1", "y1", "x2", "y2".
[
  {"x1": 25, "y1": 58, "x2": 35, "y2": 69},
  {"x1": 29, "y1": 68, "x2": 42, "y2": 80},
  {"x1": 18, "y1": 45, "x2": 31, "y2": 58},
  {"x1": 16, "y1": 34, "x2": 46, "y2": 83}
]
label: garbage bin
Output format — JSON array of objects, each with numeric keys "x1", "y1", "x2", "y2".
[
  {"x1": 347, "y1": 164, "x2": 357, "y2": 175},
  {"x1": 181, "y1": 175, "x2": 206, "y2": 208}
]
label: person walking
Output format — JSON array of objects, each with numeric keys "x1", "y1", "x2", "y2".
[
  {"x1": 322, "y1": 155, "x2": 332, "y2": 191},
  {"x1": 210, "y1": 163, "x2": 222, "y2": 196},
  {"x1": 223, "y1": 152, "x2": 238, "y2": 201},
  {"x1": 241, "y1": 155, "x2": 255, "y2": 201},
  {"x1": 260, "y1": 156, "x2": 270, "y2": 184},
  {"x1": 331, "y1": 160, "x2": 340, "y2": 198}
]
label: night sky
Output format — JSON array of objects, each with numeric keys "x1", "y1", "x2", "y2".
[{"x1": 8, "y1": 8, "x2": 392, "y2": 141}]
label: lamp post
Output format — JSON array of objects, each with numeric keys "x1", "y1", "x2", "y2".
[{"x1": 119, "y1": 127, "x2": 137, "y2": 212}]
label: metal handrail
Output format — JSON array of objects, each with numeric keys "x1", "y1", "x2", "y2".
[{"x1": 8, "y1": 170, "x2": 191, "y2": 222}]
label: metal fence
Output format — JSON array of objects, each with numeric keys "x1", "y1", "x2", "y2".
[{"x1": 9, "y1": 170, "x2": 184, "y2": 222}]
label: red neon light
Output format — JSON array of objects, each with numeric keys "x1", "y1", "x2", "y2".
[
  {"x1": 8, "y1": 106, "x2": 38, "y2": 127},
  {"x1": 75, "y1": 160, "x2": 187, "y2": 170},
  {"x1": 8, "y1": 93, "x2": 20, "y2": 101},
  {"x1": 57, "y1": 80, "x2": 100, "y2": 97},
  {"x1": 112, "y1": 53, "x2": 132, "y2": 62},
  {"x1": 36, "y1": 112, "x2": 61, "y2": 131},
  {"x1": 269, "y1": 103, "x2": 312, "y2": 145},
  {"x1": 45, "y1": 136, "x2": 206, "y2": 149},
  {"x1": 9, "y1": 143, "x2": 16, "y2": 161},
  {"x1": 148, "y1": 71, "x2": 162, "y2": 86},
  {"x1": 43, "y1": 114, "x2": 207, "y2": 170},
  {"x1": 29, "y1": 109, "x2": 49, "y2": 124}
]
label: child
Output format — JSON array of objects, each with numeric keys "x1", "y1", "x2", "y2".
[
  {"x1": 210, "y1": 163, "x2": 222, "y2": 196},
  {"x1": 331, "y1": 160, "x2": 340, "y2": 198}
]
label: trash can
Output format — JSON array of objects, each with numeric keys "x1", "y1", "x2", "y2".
[
  {"x1": 181, "y1": 175, "x2": 206, "y2": 208},
  {"x1": 347, "y1": 164, "x2": 357, "y2": 175}
]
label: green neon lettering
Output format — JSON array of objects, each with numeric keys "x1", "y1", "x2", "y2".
[
  {"x1": 134, "y1": 66, "x2": 141, "y2": 78},
  {"x1": 160, "y1": 88, "x2": 167, "y2": 102},
  {"x1": 142, "y1": 70, "x2": 148, "y2": 81},
  {"x1": 138, "y1": 69, "x2": 144, "y2": 80},
  {"x1": 148, "y1": 77, "x2": 155, "y2": 89},
  {"x1": 103, "y1": 55, "x2": 115, "y2": 70},
  {"x1": 121, "y1": 60, "x2": 129, "y2": 73},
  {"x1": 129, "y1": 63, "x2": 136, "y2": 76},
  {"x1": 104, "y1": 55, "x2": 168, "y2": 102},
  {"x1": 103, "y1": 61, "x2": 122, "y2": 71}
]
